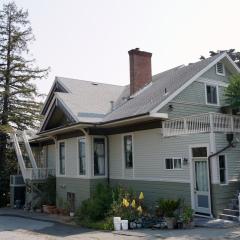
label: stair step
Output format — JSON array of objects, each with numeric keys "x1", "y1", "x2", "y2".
[
  {"x1": 219, "y1": 214, "x2": 239, "y2": 222},
  {"x1": 223, "y1": 209, "x2": 239, "y2": 216}
]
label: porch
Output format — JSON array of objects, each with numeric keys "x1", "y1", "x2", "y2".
[{"x1": 162, "y1": 112, "x2": 240, "y2": 137}]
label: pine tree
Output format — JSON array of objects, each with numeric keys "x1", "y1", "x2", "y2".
[
  {"x1": 200, "y1": 49, "x2": 240, "y2": 68},
  {"x1": 225, "y1": 74, "x2": 240, "y2": 108},
  {"x1": 0, "y1": 2, "x2": 48, "y2": 205}
]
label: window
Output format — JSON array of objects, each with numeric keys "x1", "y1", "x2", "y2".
[
  {"x1": 206, "y1": 84, "x2": 218, "y2": 105},
  {"x1": 216, "y1": 62, "x2": 225, "y2": 76},
  {"x1": 192, "y1": 147, "x2": 207, "y2": 158},
  {"x1": 78, "y1": 138, "x2": 86, "y2": 175},
  {"x1": 219, "y1": 155, "x2": 227, "y2": 184},
  {"x1": 124, "y1": 135, "x2": 133, "y2": 168},
  {"x1": 165, "y1": 158, "x2": 182, "y2": 169},
  {"x1": 94, "y1": 138, "x2": 105, "y2": 176},
  {"x1": 59, "y1": 142, "x2": 65, "y2": 175}
]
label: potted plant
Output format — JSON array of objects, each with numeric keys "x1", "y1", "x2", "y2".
[
  {"x1": 182, "y1": 207, "x2": 194, "y2": 229},
  {"x1": 156, "y1": 199, "x2": 180, "y2": 229}
]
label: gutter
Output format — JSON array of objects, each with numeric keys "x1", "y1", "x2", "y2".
[{"x1": 208, "y1": 138, "x2": 235, "y2": 218}]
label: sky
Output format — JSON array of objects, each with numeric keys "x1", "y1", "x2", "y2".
[{"x1": 2, "y1": 0, "x2": 240, "y2": 95}]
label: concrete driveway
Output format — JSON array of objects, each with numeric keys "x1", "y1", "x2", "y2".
[
  {"x1": 0, "y1": 215, "x2": 240, "y2": 239},
  {"x1": 0, "y1": 215, "x2": 145, "y2": 240}
]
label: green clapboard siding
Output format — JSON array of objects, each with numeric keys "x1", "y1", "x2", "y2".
[
  {"x1": 56, "y1": 177, "x2": 107, "y2": 209},
  {"x1": 110, "y1": 179, "x2": 191, "y2": 207},
  {"x1": 212, "y1": 181, "x2": 240, "y2": 217}
]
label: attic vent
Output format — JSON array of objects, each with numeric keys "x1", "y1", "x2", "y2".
[
  {"x1": 216, "y1": 62, "x2": 225, "y2": 76},
  {"x1": 91, "y1": 82, "x2": 98, "y2": 86},
  {"x1": 164, "y1": 88, "x2": 168, "y2": 95}
]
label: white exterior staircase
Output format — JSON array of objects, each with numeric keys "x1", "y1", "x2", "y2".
[{"x1": 11, "y1": 130, "x2": 55, "y2": 182}]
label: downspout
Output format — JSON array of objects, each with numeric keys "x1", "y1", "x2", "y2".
[
  {"x1": 106, "y1": 136, "x2": 110, "y2": 185},
  {"x1": 208, "y1": 135, "x2": 235, "y2": 218}
]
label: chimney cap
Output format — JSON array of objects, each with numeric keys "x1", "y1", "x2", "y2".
[{"x1": 128, "y1": 48, "x2": 152, "y2": 57}]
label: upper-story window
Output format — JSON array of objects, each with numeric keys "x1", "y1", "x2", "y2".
[
  {"x1": 216, "y1": 62, "x2": 225, "y2": 76},
  {"x1": 124, "y1": 135, "x2": 133, "y2": 168},
  {"x1": 59, "y1": 142, "x2": 65, "y2": 175},
  {"x1": 206, "y1": 84, "x2": 218, "y2": 105}
]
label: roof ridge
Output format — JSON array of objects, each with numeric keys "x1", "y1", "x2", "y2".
[{"x1": 56, "y1": 76, "x2": 126, "y2": 88}]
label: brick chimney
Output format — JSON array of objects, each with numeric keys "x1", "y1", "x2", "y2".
[{"x1": 128, "y1": 48, "x2": 152, "y2": 95}]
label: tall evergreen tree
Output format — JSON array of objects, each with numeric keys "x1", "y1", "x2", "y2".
[{"x1": 0, "y1": 2, "x2": 48, "y2": 205}]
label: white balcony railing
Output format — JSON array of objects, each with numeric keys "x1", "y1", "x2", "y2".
[
  {"x1": 25, "y1": 168, "x2": 55, "y2": 181},
  {"x1": 162, "y1": 112, "x2": 240, "y2": 137}
]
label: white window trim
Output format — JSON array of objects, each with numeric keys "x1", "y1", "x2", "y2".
[
  {"x1": 92, "y1": 136, "x2": 107, "y2": 178},
  {"x1": 205, "y1": 83, "x2": 220, "y2": 106},
  {"x1": 58, "y1": 140, "x2": 66, "y2": 176},
  {"x1": 216, "y1": 62, "x2": 226, "y2": 76},
  {"x1": 77, "y1": 137, "x2": 88, "y2": 178},
  {"x1": 165, "y1": 157, "x2": 183, "y2": 170},
  {"x1": 218, "y1": 154, "x2": 228, "y2": 186}
]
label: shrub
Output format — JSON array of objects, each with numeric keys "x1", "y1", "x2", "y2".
[{"x1": 76, "y1": 184, "x2": 113, "y2": 221}]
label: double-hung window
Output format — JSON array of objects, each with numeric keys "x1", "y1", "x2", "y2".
[
  {"x1": 78, "y1": 138, "x2": 86, "y2": 175},
  {"x1": 165, "y1": 158, "x2": 182, "y2": 170},
  {"x1": 94, "y1": 138, "x2": 105, "y2": 176},
  {"x1": 59, "y1": 142, "x2": 65, "y2": 175},
  {"x1": 206, "y1": 84, "x2": 218, "y2": 105},
  {"x1": 124, "y1": 135, "x2": 133, "y2": 168},
  {"x1": 219, "y1": 155, "x2": 227, "y2": 184}
]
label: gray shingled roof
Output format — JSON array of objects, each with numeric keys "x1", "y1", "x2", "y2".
[
  {"x1": 55, "y1": 78, "x2": 126, "y2": 122},
  {"x1": 102, "y1": 53, "x2": 224, "y2": 122},
  {"x1": 53, "y1": 53, "x2": 225, "y2": 123}
]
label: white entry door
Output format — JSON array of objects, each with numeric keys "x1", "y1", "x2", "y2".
[{"x1": 192, "y1": 147, "x2": 210, "y2": 215}]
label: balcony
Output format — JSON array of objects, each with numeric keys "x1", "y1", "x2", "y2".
[{"x1": 162, "y1": 112, "x2": 240, "y2": 137}]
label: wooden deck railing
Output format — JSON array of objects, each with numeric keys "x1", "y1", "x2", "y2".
[{"x1": 162, "y1": 113, "x2": 240, "y2": 137}]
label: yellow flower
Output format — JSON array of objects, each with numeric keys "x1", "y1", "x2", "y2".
[
  {"x1": 139, "y1": 192, "x2": 144, "y2": 200},
  {"x1": 131, "y1": 199, "x2": 136, "y2": 208},
  {"x1": 122, "y1": 198, "x2": 129, "y2": 207},
  {"x1": 137, "y1": 206, "x2": 143, "y2": 213}
]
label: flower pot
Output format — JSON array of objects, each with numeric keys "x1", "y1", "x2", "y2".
[
  {"x1": 183, "y1": 221, "x2": 194, "y2": 229},
  {"x1": 121, "y1": 220, "x2": 129, "y2": 230},
  {"x1": 165, "y1": 217, "x2": 175, "y2": 229},
  {"x1": 69, "y1": 212, "x2": 75, "y2": 217},
  {"x1": 42, "y1": 205, "x2": 49, "y2": 213},
  {"x1": 113, "y1": 217, "x2": 121, "y2": 231}
]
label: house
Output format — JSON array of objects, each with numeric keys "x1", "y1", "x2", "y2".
[{"x1": 11, "y1": 48, "x2": 240, "y2": 219}]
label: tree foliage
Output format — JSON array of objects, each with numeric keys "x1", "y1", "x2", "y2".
[
  {"x1": 200, "y1": 49, "x2": 240, "y2": 68},
  {"x1": 225, "y1": 74, "x2": 240, "y2": 108},
  {"x1": 0, "y1": 2, "x2": 49, "y2": 206}
]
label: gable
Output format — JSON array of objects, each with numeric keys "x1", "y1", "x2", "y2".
[
  {"x1": 40, "y1": 99, "x2": 76, "y2": 132},
  {"x1": 41, "y1": 80, "x2": 69, "y2": 115}
]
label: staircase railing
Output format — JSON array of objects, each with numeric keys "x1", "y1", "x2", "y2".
[
  {"x1": 22, "y1": 130, "x2": 37, "y2": 169},
  {"x1": 11, "y1": 131, "x2": 55, "y2": 182}
]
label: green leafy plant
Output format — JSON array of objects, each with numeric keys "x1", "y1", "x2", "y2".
[
  {"x1": 182, "y1": 206, "x2": 194, "y2": 224},
  {"x1": 156, "y1": 199, "x2": 181, "y2": 218}
]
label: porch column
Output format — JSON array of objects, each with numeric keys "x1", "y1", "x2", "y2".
[{"x1": 209, "y1": 132, "x2": 218, "y2": 184}]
